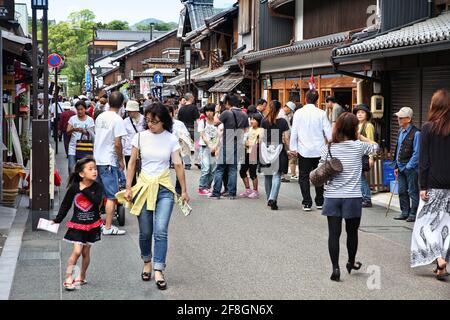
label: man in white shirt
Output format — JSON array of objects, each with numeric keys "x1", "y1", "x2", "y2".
[
  {"x1": 94, "y1": 91, "x2": 127, "y2": 235},
  {"x1": 122, "y1": 100, "x2": 145, "y2": 185},
  {"x1": 289, "y1": 90, "x2": 332, "y2": 212},
  {"x1": 50, "y1": 97, "x2": 63, "y2": 138},
  {"x1": 37, "y1": 93, "x2": 45, "y2": 119}
]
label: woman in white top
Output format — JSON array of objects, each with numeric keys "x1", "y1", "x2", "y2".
[
  {"x1": 320, "y1": 112, "x2": 379, "y2": 282},
  {"x1": 123, "y1": 100, "x2": 145, "y2": 185},
  {"x1": 66, "y1": 100, "x2": 95, "y2": 175},
  {"x1": 124, "y1": 103, "x2": 190, "y2": 290}
]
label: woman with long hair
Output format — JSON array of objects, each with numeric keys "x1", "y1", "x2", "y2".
[
  {"x1": 321, "y1": 113, "x2": 378, "y2": 281},
  {"x1": 411, "y1": 89, "x2": 450, "y2": 280},
  {"x1": 260, "y1": 100, "x2": 290, "y2": 210}
]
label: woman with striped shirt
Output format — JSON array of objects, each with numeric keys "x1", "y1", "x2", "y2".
[{"x1": 320, "y1": 113, "x2": 379, "y2": 282}]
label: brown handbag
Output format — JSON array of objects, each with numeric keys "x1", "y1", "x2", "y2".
[{"x1": 310, "y1": 144, "x2": 343, "y2": 187}]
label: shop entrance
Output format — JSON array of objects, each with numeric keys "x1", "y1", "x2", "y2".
[{"x1": 333, "y1": 89, "x2": 353, "y2": 110}]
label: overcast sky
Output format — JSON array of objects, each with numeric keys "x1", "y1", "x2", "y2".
[{"x1": 20, "y1": 0, "x2": 236, "y2": 25}]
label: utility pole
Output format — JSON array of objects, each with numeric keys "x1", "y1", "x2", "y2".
[{"x1": 31, "y1": 0, "x2": 50, "y2": 230}]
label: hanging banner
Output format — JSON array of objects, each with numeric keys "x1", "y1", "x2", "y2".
[
  {"x1": 85, "y1": 66, "x2": 91, "y2": 92},
  {"x1": 140, "y1": 77, "x2": 151, "y2": 97}
]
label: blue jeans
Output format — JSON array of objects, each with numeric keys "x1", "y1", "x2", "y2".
[
  {"x1": 137, "y1": 186, "x2": 174, "y2": 271},
  {"x1": 212, "y1": 164, "x2": 238, "y2": 197},
  {"x1": 361, "y1": 173, "x2": 372, "y2": 202},
  {"x1": 264, "y1": 173, "x2": 281, "y2": 202},
  {"x1": 96, "y1": 165, "x2": 120, "y2": 200},
  {"x1": 68, "y1": 155, "x2": 77, "y2": 175},
  {"x1": 398, "y1": 168, "x2": 419, "y2": 218},
  {"x1": 199, "y1": 146, "x2": 217, "y2": 189}
]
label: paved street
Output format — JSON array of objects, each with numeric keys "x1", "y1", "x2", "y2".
[{"x1": 5, "y1": 143, "x2": 449, "y2": 300}]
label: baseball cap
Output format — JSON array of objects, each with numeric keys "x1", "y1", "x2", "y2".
[{"x1": 395, "y1": 107, "x2": 413, "y2": 118}]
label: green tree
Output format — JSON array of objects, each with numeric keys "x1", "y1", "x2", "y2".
[
  {"x1": 48, "y1": 9, "x2": 96, "y2": 95},
  {"x1": 136, "y1": 22, "x2": 177, "y2": 31},
  {"x1": 104, "y1": 20, "x2": 130, "y2": 30}
]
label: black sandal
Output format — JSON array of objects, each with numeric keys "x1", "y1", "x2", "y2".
[
  {"x1": 141, "y1": 263, "x2": 152, "y2": 282},
  {"x1": 155, "y1": 271, "x2": 167, "y2": 290},
  {"x1": 346, "y1": 261, "x2": 362, "y2": 274}
]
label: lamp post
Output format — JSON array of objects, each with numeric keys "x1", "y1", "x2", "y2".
[
  {"x1": 31, "y1": 0, "x2": 50, "y2": 230},
  {"x1": 150, "y1": 22, "x2": 155, "y2": 40}
]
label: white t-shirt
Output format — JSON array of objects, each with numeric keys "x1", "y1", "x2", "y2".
[
  {"x1": 172, "y1": 119, "x2": 190, "y2": 139},
  {"x1": 68, "y1": 115, "x2": 95, "y2": 156},
  {"x1": 132, "y1": 130, "x2": 180, "y2": 177},
  {"x1": 197, "y1": 118, "x2": 218, "y2": 146},
  {"x1": 122, "y1": 115, "x2": 145, "y2": 156},
  {"x1": 50, "y1": 102, "x2": 63, "y2": 122},
  {"x1": 94, "y1": 111, "x2": 127, "y2": 166}
]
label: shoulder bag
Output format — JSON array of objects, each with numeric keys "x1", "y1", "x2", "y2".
[
  {"x1": 361, "y1": 122, "x2": 371, "y2": 172},
  {"x1": 136, "y1": 132, "x2": 142, "y2": 178},
  {"x1": 310, "y1": 144, "x2": 343, "y2": 187},
  {"x1": 75, "y1": 131, "x2": 94, "y2": 160}
]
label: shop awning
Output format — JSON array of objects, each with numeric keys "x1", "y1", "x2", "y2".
[
  {"x1": 209, "y1": 73, "x2": 243, "y2": 93},
  {"x1": 136, "y1": 68, "x2": 178, "y2": 77},
  {"x1": 194, "y1": 65, "x2": 229, "y2": 82},
  {"x1": 103, "y1": 79, "x2": 127, "y2": 92},
  {"x1": 333, "y1": 11, "x2": 450, "y2": 63},
  {"x1": 2, "y1": 30, "x2": 32, "y2": 65},
  {"x1": 167, "y1": 67, "x2": 209, "y2": 86}
]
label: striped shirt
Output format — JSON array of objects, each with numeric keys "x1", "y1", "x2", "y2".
[{"x1": 320, "y1": 140, "x2": 379, "y2": 198}]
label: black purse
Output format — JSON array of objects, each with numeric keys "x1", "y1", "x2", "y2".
[{"x1": 362, "y1": 155, "x2": 370, "y2": 172}]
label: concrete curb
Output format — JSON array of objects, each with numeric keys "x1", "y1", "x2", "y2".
[{"x1": 0, "y1": 199, "x2": 29, "y2": 300}]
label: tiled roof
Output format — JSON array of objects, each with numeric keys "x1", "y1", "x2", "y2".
[
  {"x1": 136, "y1": 68, "x2": 178, "y2": 77},
  {"x1": 185, "y1": 0, "x2": 218, "y2": 31},
  {"x1": 142, "y1": 57, "x2": 180, "y2": 64},
  {"x1": 185, "y1": 6, "x2": 237, "y2": 42},
  {"x1": 335, "y1": 12, "x2": 450, "y2": 59},
  {"x1": 103, "y1": 79, "x2": 128, "y2": 91},
  {"x1": 225, "y1": 32, "x2": 349, "y2": 66},
  {"x1": 111, "y1": 29, "x2": 177, "y2": 62},
  {"x1": 268, "y1": 0, "x2": 294, "y2": 9},
  {"x1": 96, "y1": 30, "x2": 167, "y2": 42},
  {"x1": 98, "y1": 66, "x2": 119, "y2": 78},
  {"x1": 94, "y1": 40, "x2": 148, "y2": 63},
  {"x1": 209, "y1": 73, "x2": 243, "y2": 93}
]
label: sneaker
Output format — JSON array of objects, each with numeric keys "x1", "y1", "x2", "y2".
[
  {"x1": 197, "y1": 189, "x2": 210, "y2": 196},
  {"x1": 303, "y1": 205, "x2": 312, "y2": 212},
  {"x1": 102, "y1": 225, "x2": 126, "y2": 235},
  {"x1": 227, "y1": 196, "x2": 237, "y2": 200},
  {"x1": 316, "y1": 205, "x2": 323, "y2": 210},
  {"x1": 406, "y1": 216, "x2": 416, "y2": 223},
  {"x1": 394, "y1": 215, "x2": 408, "y2": 220},
  {"x1": 221, "y1": 191, "x2": 230, "y2": 197},
  {"x1": 281, "y1": 177, "x2": 290, "y2": 183},
  {"x1": 208, "y1": 194, "x2": 221, "y2": 200},
  {"x1": 290, "y1": 175, "x2": 299, "y2": 181},
  {"x1": 239, "y1": 189, "x2": 252, "y2": 198},
  {"x1": 248, "y1": 191, "x2": 260, "y2": 199}
]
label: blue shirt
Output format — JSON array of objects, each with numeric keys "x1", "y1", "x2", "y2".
[{"x1": 396, "y1": 124, "x2": 421, "y2": 172}]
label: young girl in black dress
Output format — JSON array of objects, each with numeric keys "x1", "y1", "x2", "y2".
[{"x1": 51, "y1": 157, "x2": 104, "y2": 291}]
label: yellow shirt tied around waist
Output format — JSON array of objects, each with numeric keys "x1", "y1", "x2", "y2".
[{"x1": 116, "y1": 170, "x2": 176, "y2": 216}]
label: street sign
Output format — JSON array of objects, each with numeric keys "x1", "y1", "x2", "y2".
[
  {"x1": 48, "y1": 53, "x2": 62, "y2": 68},
  {"x1": 153, "y1": 71, "x2": 164, "y2": 84}
]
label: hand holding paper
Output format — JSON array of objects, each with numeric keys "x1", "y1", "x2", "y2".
[{"x1": 37, "y1": 218, "x2": 60, "y2": 234}]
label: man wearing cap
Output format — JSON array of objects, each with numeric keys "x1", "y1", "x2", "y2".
[
  {"x1": 123, "y1": 100, "x2": 145, "y2": 186},
  {"x1": 58, "y1": 102, "x2": 76, "y2": 157},
  {"x1": 393, "y1": 107, "x2": 421, "y2": 222}
]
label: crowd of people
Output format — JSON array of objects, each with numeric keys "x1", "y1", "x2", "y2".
[{"x1": 49, "y1": 87, "x2": 449, "y2": 290}]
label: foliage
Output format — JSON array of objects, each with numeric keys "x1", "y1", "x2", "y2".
[
  {"x1": 136, "y1": 22, "x2": 177, "y2": 31},
  {"x1": 102, "y1": 20, "x2": 131, "y2": 30}
]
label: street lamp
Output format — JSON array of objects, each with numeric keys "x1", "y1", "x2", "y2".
[
  {"x1": 150, "y1": 22, "x2": 155, "y2": 40},
  {"x1": 31, "y1": 0, "x2": 48, "y2": 10}
]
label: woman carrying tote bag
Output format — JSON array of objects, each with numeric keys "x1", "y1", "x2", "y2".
[{"x1": 260, "y1": 100, "x2": 290, "y2": 211}]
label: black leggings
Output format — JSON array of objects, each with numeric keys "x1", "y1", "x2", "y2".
[{"x1": 327, "y1": 217, "x2": 361, "y2": 269}]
